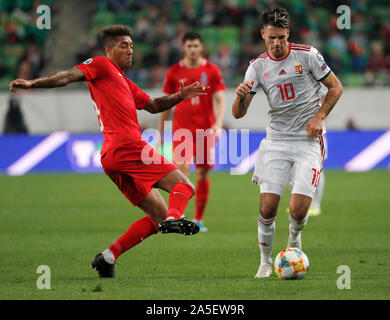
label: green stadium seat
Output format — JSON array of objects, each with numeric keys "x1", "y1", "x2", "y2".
[
  {"x1": 0, "y1": 0, "x2": 14, "y2": 12},
  {"x1": 219, "y1": 26, "x2": 239, "y2": 53},
  {"x1": 135, "y1": 43, "x2": 153, "y2": 56},
  {"x1": 115, "y1": 12, "x2": 136, "y2": 26},
  {"x1": 92, "y1": 10, "x2": 115, "y2": 27},
  {"x1": 16, "y1": 0, "x2": 34, "y2": 11}
]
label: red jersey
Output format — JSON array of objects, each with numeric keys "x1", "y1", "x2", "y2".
[
  {"x1": 76, "y1": 56, "x2": 150, "y2": 155},
  {"x1": 162, "y1": 59, "x2": 225, "y2": 133}
]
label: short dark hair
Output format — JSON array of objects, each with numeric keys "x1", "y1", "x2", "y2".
[
  {"x1": 182, "y1": 31, "x2": 202, "y2": 44},
  {"x1": 262, "y1": 7, "x2": 289, "y2": 29},
  {"x1": 101, "y1": 25, "x2": 133, "y2": 47}
]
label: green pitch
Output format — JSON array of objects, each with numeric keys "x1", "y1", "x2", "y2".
[{"x1": 0, "y1": 171, "x2": 389, "y2": 300}]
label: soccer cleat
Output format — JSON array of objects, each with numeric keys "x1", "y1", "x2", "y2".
[
  {"x1": 287, "y1": 225, "x2": 302, "y2": 250},
  {"x1": 90, "y1": 253, "x2": 116, "y2": 278},
  {"x1": 193, "y1": 220, "x2": 208, "y2": 232},
  {"x1": 308, "y1": 207, "x2": 321, "y2": 216},
  {"x1": 254, "y1": 263, "x2": 273, "y2": 278},
  {"x1": 158, "y1": 217, "x2": 200, "y2": 235}
]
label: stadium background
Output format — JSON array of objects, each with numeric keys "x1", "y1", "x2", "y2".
[
  {"x1": 0, "y1": 0, "x2": 390, "y2": 301},
  {"x1": 1, "y1": 0, "x2": 390, "y2": 173}
]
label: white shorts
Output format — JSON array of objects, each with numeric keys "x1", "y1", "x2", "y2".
[{"x1": 252, "y1": 137, "x2": 326, "y2": 198}]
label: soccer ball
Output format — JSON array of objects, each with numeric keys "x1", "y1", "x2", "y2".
[{"x1": 274, "y1": 248, "x2": 309, "y2": 280}]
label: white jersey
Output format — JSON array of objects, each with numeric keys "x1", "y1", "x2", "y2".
[{"x1": 244, "y1": 43, "x2": 331, "y2": 140}]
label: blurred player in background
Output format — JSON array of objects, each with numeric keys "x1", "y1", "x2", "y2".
[
  {"x1": 9, "y1": 25, "x2": 210, "y2": 278},
  {"x1": 158, "y1": 31, "x2": 226, "y2": 232},
  {"x1": 232, "y1": 8, "x2": 343, "y2": 278}
]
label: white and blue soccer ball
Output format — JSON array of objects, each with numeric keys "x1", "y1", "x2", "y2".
[{"x1": 274, "y1": 248, "x2": 309, "y2": 280}]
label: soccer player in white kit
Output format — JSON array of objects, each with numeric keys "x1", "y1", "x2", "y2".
[{"x1": 232, "y1": 8, "x2": 343, "y2": 278}]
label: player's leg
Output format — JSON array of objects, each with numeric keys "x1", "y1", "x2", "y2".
[
  {"x1": 287, "y1": 138, "x2": 324, "y2": 249},
  {"x1": 154, "y1": 169, "x2": 199, "y2": 235},
  {"x1": 252, "y1": 139, "x2": 291, "y2": 278},
  {"x1": 287, "y1": 193, "x2": 311, "y2": 249},
  {"x1": 175, "y1": 162, "x2": 191, "y2": 177},
  {"x1": 309, "y1": 170, "x2": 324, "y2": 216},
  {"x1": 99, "y1": 189, "x2": 165, "y2": 263},
  {"x1": 255, "y1": 189, "x2": 282, "y2": 278},
  {"x1": 193, "y1": 166, "x2": 210, "y2": 232}
]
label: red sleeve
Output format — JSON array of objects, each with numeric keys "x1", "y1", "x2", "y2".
[
  {"x1": 162, "y1": 67, "x2": 177, "y2": 94},
  {"x1": 75, "y1": 56, "x2": 108, "y2": 81},
  {"x1": 126, "y1": 78, "x2": 150, "y2": 110},
  {"x1": 210, "y1": 64, "x2": 226, "y2": 94}
]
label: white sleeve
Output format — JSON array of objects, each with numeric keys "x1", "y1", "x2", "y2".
[
  {"x1": 319, "y1": 83, "x2": 328, "y2": 97},
  {"x1": 308, "y1": 47, "x2": 332, "y2": 81},
  {"x1": 244, "y1": 62, "x2": 261, "y2": 94}
]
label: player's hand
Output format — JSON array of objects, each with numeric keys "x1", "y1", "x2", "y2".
[
  {"x1": 235, "y1": 80, "x2": 254, "y2": 98},
  {"x1": 9, "y1": 79, "x2": 33, "y2": 93},
  {"x1": 306, "y1": 115, "x2": 323, "y2": 137},
  {"x1": 179, "y1": 81, "x2": 209, "y2": 100}
]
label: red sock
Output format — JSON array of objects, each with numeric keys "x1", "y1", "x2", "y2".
[
  {"x1": 109, "y1": 216, "x2": 158, "y2": 261},
  {"x1": 166, "y1": 182, "x2": 194, "y2": 219},
  {"x1": 194, "y1": 178, "x2": 210, "y2": 221}
]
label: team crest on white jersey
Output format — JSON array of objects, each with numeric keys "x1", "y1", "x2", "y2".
[
  {"x1": 295, "y1": 63, "x2": 303, "y2": 74},
  {"x1": 264, "y1": 72, "x2": 270, "y2": 78}
]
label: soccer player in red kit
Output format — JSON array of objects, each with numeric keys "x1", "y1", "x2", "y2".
[
  {"x1": 158, "y1": 31, "x2": 226, "y2": 232},
  {"x1": 9, "y1": 25, "x2": 209, "y2": 278}
]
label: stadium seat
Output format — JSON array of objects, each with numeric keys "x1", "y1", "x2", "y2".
[
  {"x1": 92, "y1": 10, "x2": 115, "y2": 27},
  {"x1": 115, "y1": 12, "x2": 135, "y2": 26}
]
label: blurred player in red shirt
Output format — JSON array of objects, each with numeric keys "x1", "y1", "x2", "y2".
[
  {"x1": 158, "y1": 32, "x2": 226, "y2": 232},
  {"x1": 9, "y1": 25, "x2": 209, "y2": 278}
]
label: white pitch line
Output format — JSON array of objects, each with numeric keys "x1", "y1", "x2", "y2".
[
  {"x1": 7, "y1": 131, "x2": 70, "y2": 176},
  {"x1": 345, "y1": 130, "x2": 390, "y2": 172}
]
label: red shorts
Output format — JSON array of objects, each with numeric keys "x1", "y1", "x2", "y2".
[
  {"x1": 172, "y1": 129, "x2": 215, "y2": 169},
  {"x1": 101, "y1": 140, "x2": 177, "y2": 206}
]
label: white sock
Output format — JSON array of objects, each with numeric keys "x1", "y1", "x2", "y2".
[
  {"x1": 289, "y1": 213, "x2": 308, "y2": 237},
  {"x1": 258, "y1": 215, "x2": 276, "y2": 265},
  {"x1": 102, "y1": 248, "x2": 115, "y2": 265},
  {"x1": 311, "y1": 170, "x2": 325, "y2": 209}
]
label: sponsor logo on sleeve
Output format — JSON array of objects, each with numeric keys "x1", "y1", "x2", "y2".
[
  {"x1": 83, "y1": 58, "x2": 93, "y2": 65},
  {"x1": 321, "y1": 62, "x2": 328, "y2": 71}
]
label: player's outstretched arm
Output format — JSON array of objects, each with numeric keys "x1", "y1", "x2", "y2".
[
  {"x1": 306, "y1": 72, "x2": 343, "y2": 137},
  {"x1": 144, "y1": 81, "x2": 209, "y2": 114},
  {"x1": 9, "y1": 67, "x2": 85, "y2": 93},
  {"x1": 232, "y1": 80, "x2": 255, "y2": 119},
  {"x1": 156, "y1": 109, "x2": 171, "y2": 147},
  {"x1": 211, "y1": 90, "x2": 226, "y2": 136}
]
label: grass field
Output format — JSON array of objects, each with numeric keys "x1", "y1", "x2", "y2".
[{"x1": 0, "y1": 171, "x2": 389, "y2": 300}]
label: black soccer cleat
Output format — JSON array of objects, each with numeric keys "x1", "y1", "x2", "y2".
[
  {"x1": 158, "y1": 217, "x2": 200, "y2": 236},
  {"x1": 90, "y1": 253, "x2": 116, "y2": 278}
]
